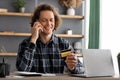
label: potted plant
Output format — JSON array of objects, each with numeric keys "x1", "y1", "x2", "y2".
[
  {"x1": 59, "y1": 0, "x2": 82, "y2": 15},
  {"x1": 13, "y1": 0, "x2": 26, "y2": 13}
]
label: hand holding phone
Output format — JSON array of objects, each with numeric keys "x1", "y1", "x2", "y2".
[{"x1": 30, "y1": 21, "x2": 43, "y2": 44}]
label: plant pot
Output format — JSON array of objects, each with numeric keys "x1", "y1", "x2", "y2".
[
  {"x1": 19, "y1": 7, "x2": 25, "y2": 13},
  {"x1": 67, "y1": 7, "x2": 75, "y2": 15}
]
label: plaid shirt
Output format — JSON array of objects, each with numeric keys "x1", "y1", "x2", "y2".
[{"x1": 16, "y1": 34, "x2": 84, "y2": 74}]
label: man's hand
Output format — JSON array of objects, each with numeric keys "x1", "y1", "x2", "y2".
[
  {"x1": 65, "y1": 53, "x2": 77, "y2": 70},
  {"x1": 30, "y1": 21, "x2": 43, "y2": 44}
]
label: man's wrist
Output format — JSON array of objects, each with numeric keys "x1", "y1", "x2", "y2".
[
  {"x1": 30, "y1": 38, "x2": 37, "y2": 44},
  {"x1": 29, "y1": 42, "x2": 36, "y2": 49}
]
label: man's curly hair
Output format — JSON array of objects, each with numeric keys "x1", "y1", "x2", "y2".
[{"x1": 30, "y1": 4, "x2": 62, "y2": 31}]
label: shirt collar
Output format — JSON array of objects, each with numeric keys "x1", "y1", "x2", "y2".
[{"x1": 37, "y1": 34, "x2": 57, "y2": 44}]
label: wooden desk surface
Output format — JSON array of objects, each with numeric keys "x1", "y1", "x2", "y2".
[{"x1": 0, "y1": 74, "x2": 119, "y2": 80}]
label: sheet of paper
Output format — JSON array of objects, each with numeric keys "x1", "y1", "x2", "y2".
[{"x1": 14, "y1": 71, "x2": 56, "y2": 76}]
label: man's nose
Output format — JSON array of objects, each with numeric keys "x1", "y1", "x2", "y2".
[{"x1": 47, "y1": 21, "x2": 51, "y2": 26}]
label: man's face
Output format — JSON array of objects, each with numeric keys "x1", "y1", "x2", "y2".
[{"x1": 39, "y1": 10, "x2": 55, "y2": 35}]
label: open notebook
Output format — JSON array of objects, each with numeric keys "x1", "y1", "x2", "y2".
[
  {"x1": 71, "y1": 49, "x2": 115, "y2": 77},
  {"x1": 14, "y1": 71, "x2": 56, "y2": 76}
]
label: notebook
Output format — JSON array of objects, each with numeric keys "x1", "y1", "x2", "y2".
[
  {"x1": 71, "y1": 49, "x2": 115, "y2": 77},
  {"x1": 14, "y1": 71, "x2": 56, "y2": 76}
]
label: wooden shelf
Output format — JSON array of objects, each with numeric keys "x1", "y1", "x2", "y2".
[
  {"x1": 0, "y1": 53, "x2": 82, "y2": 57},
  {"x1": 0, "y1": 12, "x2": 32, "y2": 17},
  {"x1": 0, "y1": 32, "x2": 31, "y2": 36},
  {"x1": 55, "y1": 34, "x2": 83, "y2": 38},
  {"x1": 0, "y1": 32, "x2": 84, "y2": 38},
  {"x1": 0, "y1": 53, "x2": 17, "y2": 57},
  {"x1": 60, "y1": 15, "x2": 84, "y2": 19},
  {"x1": 0, "y1": 12, "x2": 84, "y2": 19}
]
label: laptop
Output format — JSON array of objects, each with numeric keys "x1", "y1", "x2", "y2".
[{"x1": 71, "y1": 49, "x2": 115, "y2": 77}]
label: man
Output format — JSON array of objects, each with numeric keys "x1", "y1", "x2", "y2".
[{"x1": 16, "y1": 4, "x2": 84, "y2": 74}]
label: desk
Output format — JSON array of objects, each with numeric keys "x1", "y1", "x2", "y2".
[{"x1": 0, "y1": 75, "x2": 119, "y2": 80}]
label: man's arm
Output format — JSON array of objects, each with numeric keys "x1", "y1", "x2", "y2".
[{"x1": 16, "y1": 42, "x2": 36, "y2": 72}]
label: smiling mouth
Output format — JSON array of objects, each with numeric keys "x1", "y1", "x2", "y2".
[{"x1": 45, "y1": 27, "x2": 52, "y2": 30}]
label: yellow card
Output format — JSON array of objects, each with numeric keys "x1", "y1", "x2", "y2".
[{"x1": 61, "y1": 49, "x2": 72, "y2": 58}]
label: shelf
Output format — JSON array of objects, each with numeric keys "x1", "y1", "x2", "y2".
[
  {"x1": 0, "y1": 53, "x2": 17, "y2": 57},
  {"x1": 0, "y1": 53, "x2": 82, "y2": 57},
  {"x1": 0, "y1": 32, "x2": 84, "y2": 38},
  {"x1": 60, "y1": 15, "x2": 84, "y2": 19},
  {"x1": 0, "y1": 12, "x2": 84, "y2": 19},
  {"x1": 0, "y1": 32, "x2": 31, "y2": 36},
  {"x1": 0, "y1": 12, "x2": 32, "y2": 17},
  {"x1": 56, "y1": 34, "x2": 83, "y2": 38}
]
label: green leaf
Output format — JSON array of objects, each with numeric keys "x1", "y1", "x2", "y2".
[{"x1": 13, "y1": 0, "x2": 26, "y2": 8}]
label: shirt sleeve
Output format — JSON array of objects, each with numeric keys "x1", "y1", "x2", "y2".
[
  {"x1": 16, "y1": 40, "x2": 36, "y2": 72},
  {"x1": 61, "y1": 38, "x2": 85, "y2": 74}
]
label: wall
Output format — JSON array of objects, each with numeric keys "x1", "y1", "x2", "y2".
[
  {"x1": 0, "y1": 0, "x2": 83, "y2": 72},
  {"x1": 100, "y1": 0, "x2": 120, "y2": 77}
]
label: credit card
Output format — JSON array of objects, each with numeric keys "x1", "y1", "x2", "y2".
[{"x1": 61, "y1": 49, "x2": 72, "y2": 58}]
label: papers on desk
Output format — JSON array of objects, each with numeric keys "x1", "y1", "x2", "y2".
[{"x1": 14, "y1": 71, "x2": 56, "y2": 77}]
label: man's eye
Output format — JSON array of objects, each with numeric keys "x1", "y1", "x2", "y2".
[
  {"x1": 50, "y1": 19, "x2": 54, "y2": 22},
  {"x1": 41, "y1": 19, "x2": 46, "y2": 22}
]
